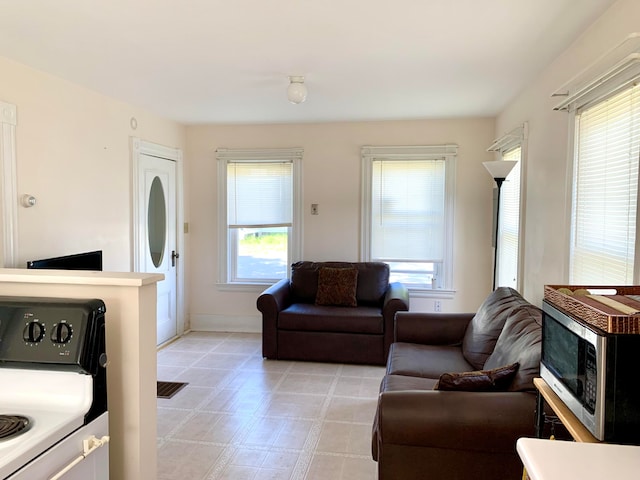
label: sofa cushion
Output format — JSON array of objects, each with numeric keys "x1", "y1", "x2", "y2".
[
  {"x1": 483, "y1": 305, "x2": 542, "y2": 392},
  {"x1": 315, "y1": 267, "x2": 358, "y2": 307},
  {"x1": 353, "y1": 262, "x2": 390, "y2": 305},
  {"x1": 433, "y1": 362, "x2": 519, "y2": 392},
  {"x1": 289, "y1": 261, "x2": 390, "y2": 305},
  {"x1": 290, "y1": 261, "x2": 321, "y2": 303},
  {"x1": 386, "y1": 342, "x2": 474, "y2": 379},
  {"x1": 462, "y1": 287, "x2": 530, "y2": 370},
  {"x1": 278, "y1": 303, "x2": 384, "y2": 334},
  {"x1": 380, "y1": 373, "x2": 439, "y2": 392}
]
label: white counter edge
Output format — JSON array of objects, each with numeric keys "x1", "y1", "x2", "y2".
[{"x1": 0, "y1": 268, "x2": 164, "y2": 286}]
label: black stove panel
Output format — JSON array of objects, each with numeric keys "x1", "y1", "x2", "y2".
[
  {"x1": 0, "y1": 297, "x2": 108, "y2": 424},
  {"x1": 0, "y1": 297, "x2": 106, "y2": 375}
]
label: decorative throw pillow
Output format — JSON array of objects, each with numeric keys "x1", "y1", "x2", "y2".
[
  {"x1": 315, "y1": 267, "x2": 358, "y2": 307},
  {"x1": 433, "y1": 362, "x2": 519, "y2": 391}
]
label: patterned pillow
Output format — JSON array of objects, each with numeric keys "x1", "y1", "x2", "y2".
[
  {"x1": 315, "y1": 267, "x2": 358, "y2": 307},
  {"x1": 433, "y1": 363, "x2": 519, "y2": 391}
]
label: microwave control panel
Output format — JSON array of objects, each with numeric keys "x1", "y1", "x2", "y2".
[{"x1": 584, "y1": 343, "x2": 597, "y2": 414}]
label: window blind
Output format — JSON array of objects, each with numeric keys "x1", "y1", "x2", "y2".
[
  {"x1": 227, "y1": 161, "x2": 293, "y2": 228},
  {"x1": 371, "y1": 159, "x2": 445, "y2": 262},
  {"x1": 570, "y1": 83, "x2": 640, "y2": 284},
  {"x1": 497, "y1": 147, "x2": 521, "y2": 288}
]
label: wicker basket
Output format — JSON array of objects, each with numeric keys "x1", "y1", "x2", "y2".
[{"x1": 544, "y1": 285, "x2": 640, "y2": 334}]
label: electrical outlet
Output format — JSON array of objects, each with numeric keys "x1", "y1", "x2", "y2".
[
  {"x1": 311, "y1": 203, "x2": 319, "y2": 215},
  {"x1": 434, "y1": 300, "x2": 441, "y2": 312}
]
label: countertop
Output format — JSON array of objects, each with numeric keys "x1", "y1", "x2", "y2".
[{"x1": 517, "y1": 438, "x2": 640, "y2": 480}]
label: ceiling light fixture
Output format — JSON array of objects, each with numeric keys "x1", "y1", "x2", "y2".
[{"x1": 287, "y1": 76, "x2": 307, "y2": 104}]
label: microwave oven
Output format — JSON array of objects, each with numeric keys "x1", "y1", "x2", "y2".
[{"x1": 541, "y1": 301, "x2": 640, "y2": 443}]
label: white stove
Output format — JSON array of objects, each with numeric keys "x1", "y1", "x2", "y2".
[{"x1": 0, "y1": 297, "x2": 109, "y2": 480}]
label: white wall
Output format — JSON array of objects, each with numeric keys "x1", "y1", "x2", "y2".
[
  {"x1": 186, "y1": 118, "x2": 496, "y2": 330},
  {"x1": 497, "y1": 0, "x2": 638, "y2": 305},
  {"x1": 0, "y1": 56, "x2": 186, "y2": 271}
]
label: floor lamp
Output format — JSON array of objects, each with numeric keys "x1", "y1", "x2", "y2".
[{"x1": 483, "y1": 160, "x2": 517, "y2": 291}]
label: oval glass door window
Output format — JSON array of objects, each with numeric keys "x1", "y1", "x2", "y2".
[{"x1": 148, "y1": 176, "x2": 167, "y2": 267}]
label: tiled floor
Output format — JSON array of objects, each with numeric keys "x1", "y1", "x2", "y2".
[{"x1": 157, "y1": 332, "x2": 384, "y2": 480}]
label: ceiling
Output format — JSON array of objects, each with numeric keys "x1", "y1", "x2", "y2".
[{"x1": 0, "y1": 0, "x2": 618, "y2": 125}]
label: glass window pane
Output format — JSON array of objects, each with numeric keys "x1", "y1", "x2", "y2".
[
  {"x1": 234, "y1": 227, "x2": 288, "y2": 280},
  {"x1": 386, "y1": 261, "x2": 436, "y2": 287}
]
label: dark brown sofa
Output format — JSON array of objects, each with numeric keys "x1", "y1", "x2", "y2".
[
  {"x1": 372, "y1": 287, "x2": 542, "y2": 480},
  {"x1": 257, "y1": 261, "x2": 409, "y2": 365}
]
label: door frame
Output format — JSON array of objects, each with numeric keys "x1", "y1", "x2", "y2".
[
  {"x1": 131, "y1": 137, "x2": 185, "y2": 338},
  {"x1": 0, "y1": 102, "x2": 18, "y2": 267}
]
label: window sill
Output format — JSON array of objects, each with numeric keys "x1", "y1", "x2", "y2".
[
  {"x1": 217, "y1": 282, "x2": 276, "y2": 293},
  {"x1": 408, "y1": 287, "x2": 456, "y2": 299}
]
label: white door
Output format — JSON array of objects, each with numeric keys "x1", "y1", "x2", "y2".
[{"x1": 139, "y1": 154, "x2": 178, "y2": 345}]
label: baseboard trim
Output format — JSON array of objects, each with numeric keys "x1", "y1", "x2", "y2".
[{"x1": 190, "y1": 314, "x2": 262, "y2": 333}]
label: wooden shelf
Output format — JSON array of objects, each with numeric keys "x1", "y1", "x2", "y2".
[{"x1": 534, "y1": 377, "x2": 599, "y2": 443}]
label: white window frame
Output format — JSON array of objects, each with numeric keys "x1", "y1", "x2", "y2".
[
  {"x1": 216, "y1": 148, "x2": 303, "y2": 289},
  {"x1": 554, "y1": 34, "x2": 640, "y2": 285},
  {"x1": 486, "y1": 124, "x2": 527, "y2": 290},
  {"x1": 361, "y1": 145, "x2": 456, "y2": 298}
]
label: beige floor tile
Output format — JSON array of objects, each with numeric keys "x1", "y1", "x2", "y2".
[
  {"x1": 223, "y1": 370, "x2": 285, "y2": 392},
  {"x1": 242, "y1": 357, "x2": 295, "y2": 372},
  {"x1": 172, "y1": 411, "x2": 251, "y2": 443},
  {"x1": 340, "y1": 364, "x2": 386, "y2": 379},
  {"x1": 240, "y1": 416, "x2": 314, "y2": 449},
  {"x1": 157, "y1": 364, "x2": 187, "y2": 381},
  {"x1": 176, "y1": 366, "x2": 233, "y2": 388},
  {"x1": 193, "y1": 352, "x2": 250, "y2": 369},
  {"x1": 262, "y1": 392, "x2": 326, "y2": 418},
  {"x1": 277, "y1": 373, "x2": 335, "y2": 395},
  {"x1": 157, "y1": 407, "x2": 193, "y2": 437},
  {"x1": 305, "y1": 454, "x2": 377, "y2": 480},
  {"x1": 324, "y1": 396, "x2": 379, "y2": 423},
  {"x1": 157, "y1": 332, "x2": 383, "y2": 480},
  {"x1": 201, "y1": 388, "x2": 270, "y2": 415},
  {"x1": 315, "y1": 422, "x2": 373, "y2": 455},
  {"x1": 157, "y1": 349, "x2": 206, "y2": 367},
  {"x1": 289, "y1": 362, "x2": 341, "y2": 376},
  {"x1": 157, "y1": 440, "x2": 226, "y2": 480},
  {"x1": 220, "y1": 448, "x2": 299, "y2": 480},
  {"x1": 333, "y1": 376, "x2": 382, "y2": 398}
]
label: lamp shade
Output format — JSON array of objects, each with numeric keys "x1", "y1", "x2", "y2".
[
  {"x1": 483, "y1": 160, "x2": 517, "y2": 180},
  {"x1": 287, "y1": 76, "x2": 307, "y2": 104}
]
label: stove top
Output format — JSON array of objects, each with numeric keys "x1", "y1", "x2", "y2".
[{"x1": 0, "y1": 416, "x2": 31, "y2": 441}]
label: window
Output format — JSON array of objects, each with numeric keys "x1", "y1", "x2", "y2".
[
  {"x1": 570, "y1": 83, "x2": 640, "y2": 284},
  {"x1": 217, "y1": 148, "x2": 302, "y2": 285},
  {"x1": 497, "y1": 145, "x2": 522, "y2": 289},
  {"x1": 361, "y1": 145, "x2": 456, "y2": 292},
  {"x1": 486, "y1": 124, "x2": 525, "y2": 290}
]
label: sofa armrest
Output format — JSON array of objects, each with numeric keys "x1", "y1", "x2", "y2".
[
  {"x1": 377, "y1": 390, "x2": 536, "y2": 454},
  {"x1": 383, "y1": 282, "x2": 410, "y2": 316},
  {"x1": 394, "y1": 311, "x2": 474, "y2": 345},
  {"x1": 257, "y1": 278, "x2": 291, "y2": 314},
  {"x1": 382, "y1": 282, "x2": 410, "y2": 360},
  {"x1": 257, "y1": 278, "x2": 291, "y2": 359}
]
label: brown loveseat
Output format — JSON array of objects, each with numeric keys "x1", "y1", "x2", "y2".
[
  {"x1": 257, "y1": 261, "x2": 409, "y2": 365},
  {"x1": 372, "y1": 287, "x2": 542, "y2": 480}
]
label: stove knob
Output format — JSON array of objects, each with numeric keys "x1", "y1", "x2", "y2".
[
  {"x1": 51, "y1": 323, "x2": 73, "y2": 344},
  {"x1": 23, "y1": 321, "x2": 45, "y2": 343}
]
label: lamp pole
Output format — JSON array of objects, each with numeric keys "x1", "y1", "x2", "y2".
[{"x1": 492, "y1": 177, "x2": 506, "y2": 291}]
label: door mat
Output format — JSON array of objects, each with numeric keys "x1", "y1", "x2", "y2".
[{"x1": 157, "y1": 381, "x2": 188, "y2": 399}]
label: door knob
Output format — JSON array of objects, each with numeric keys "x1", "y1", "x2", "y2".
[{"x1": 171, "y1": 250, "x2": 180, "y2": 267}]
